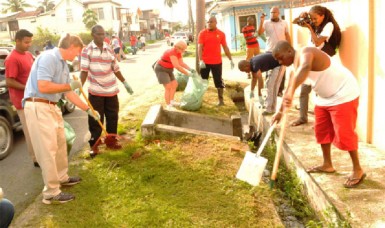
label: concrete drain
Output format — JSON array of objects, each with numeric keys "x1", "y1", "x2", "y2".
[{"x1": 141, "y1": 104, "x2": 242, "y2": 141}]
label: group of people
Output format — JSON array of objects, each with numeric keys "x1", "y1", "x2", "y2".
[
  {"x1": 129, "y1": 33, "x2": 146, "y2": 55},
  {"x1": 3, "y1": 25, "x2": 133, "y2": 206},
  {"x1": 1, "y1": 6, "x2": 365, "y2": 219},
  {"x1": 238, "y1": 5, "x2": 364, "y2": 188}
]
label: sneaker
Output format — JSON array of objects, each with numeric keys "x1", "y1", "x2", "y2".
[
  {"x1": 170, "y1": 100, "x2": 180, "y2": 107},
  {"x1": 42, "y1": 192, "x2": 75, "y2": 205},
  {"x1": 61, "y1": 176, "x2": 82, "y2": 186}
]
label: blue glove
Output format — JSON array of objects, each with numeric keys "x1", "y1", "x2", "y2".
[
  {"x1": 230, "y1": 60, "x2": 235, "y2": 70},
  {"x1": 87, "y1": 108, "x2": 100, "y2": 121},
  {"x1": 123, "y1": 81, "x2": 133, "y2": 94},
  {"x1": 199, "y1": 60, "x2": 206, "y2": 69},
  {"x1": 69, "y1": 80, "x2": 82, "y2": 91},
  {"x1": 250, "y1": 91, "x2": 254, "y2": 99}
]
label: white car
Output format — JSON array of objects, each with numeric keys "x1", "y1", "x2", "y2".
[{"x1": 170, "y1": 32, "x2": 190, "y2": 46}]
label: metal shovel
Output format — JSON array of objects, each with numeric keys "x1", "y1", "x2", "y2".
[{"x1": 236, "y1": 122, "x2": 277, "y2": 186}]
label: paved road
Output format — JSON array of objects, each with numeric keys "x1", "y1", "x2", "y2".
[{"x1": 0, "y1": 41, "x2": 168, "y2": 216}]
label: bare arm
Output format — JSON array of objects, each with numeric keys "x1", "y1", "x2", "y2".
[
  {"x1": 257, "y1": 16, "x2": 265, "y2": 35},
  {"x1": 198, "y1": 44, "x2": 203, "y2": 61},
  {"x1": 5, "y1": 78, "x2": 25, "y2": 90},
  {"x1": 307, "y1": 25, "x2": 327, "y2": 47},
  {"x1": 170, "y1": 56, "x2": 189, "y2": 76},
  {"x1": 64, "y1": 91, "x2": 89, "y2": 111},
  {"x1": 285, "y1": 31, "x2": 292, "y2": 45},
  {"x1": 80, "y1": 71, "x2": 88, "y2": 85},
  {"x1": 222, "y1": 45, "x2": 232, "y2": 61},
  {"x1": 38, "y1": 80, "x2": 71, "y2": 94},
  {"x1": 113, "y1": 71, "x2": 125, "y2": 83}
]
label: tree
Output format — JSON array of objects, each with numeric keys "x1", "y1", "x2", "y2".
[
  {"x1": 1, "y1": 0, "x2": 32, "y2": 13},
  {"x1": 37, "y1": 0, "x2": 55, "y2": 13},
  {"x1": 164, "y1": 0, "x2": 177, "y2": 8},
  {"x1": 82, "y1": 9, "x2": 98, "y2": 30}
]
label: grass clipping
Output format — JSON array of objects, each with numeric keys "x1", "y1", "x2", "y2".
[{"x1": 16, "y1": 81, "x2": 283, "y2": 227}]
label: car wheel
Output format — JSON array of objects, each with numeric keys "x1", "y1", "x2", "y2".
[
  {"x1": 64, "y1": 99, "x2": 76, "y2": 114},
  {"x1": 0, "y1": 116, "x2": 13, "y2": 160}
]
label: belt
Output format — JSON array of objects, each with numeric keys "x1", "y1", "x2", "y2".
[{"x1": 25, "y1": 97, "x2": 57, "y2": 105}]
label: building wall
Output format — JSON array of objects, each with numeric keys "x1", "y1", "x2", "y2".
[{"x1": 286, "y1": 0, "x2": 385, "y2": 151}]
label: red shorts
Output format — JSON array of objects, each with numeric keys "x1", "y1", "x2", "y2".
[{"x1": 314, "y1": 97, "x2": 359, "y2": 151}]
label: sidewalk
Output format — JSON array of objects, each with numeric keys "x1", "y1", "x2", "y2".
[{"x1": 227, "y1": 53, "x2": 385, "y2": 226}]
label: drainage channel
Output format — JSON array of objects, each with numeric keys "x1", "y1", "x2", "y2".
[{"x1": 141, "y1": 103, "x2": 315, "y2": 227}]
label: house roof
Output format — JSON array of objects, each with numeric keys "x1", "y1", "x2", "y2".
[
  {"x1": 16, "y1": 11, "x2": 41, "y2": 19},
  {"x1": 83, "y1": 0, "x2": 121, "y2": 6},
  {"x1": 208, "y1": 0, "x2": 281, "y2": 14}
]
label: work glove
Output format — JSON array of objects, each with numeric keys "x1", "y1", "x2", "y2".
[
  {"x1": 250, "y1": 91, "x2": 254, "y2": 99},
  {"x1": 123, "y1": 81, "x2": 134, "y2": 94},
  {"x1": 199, "y1": 60, "x2": 206, "y2": 69},
  {"x1": 69, "y1": 80, "x2": 82, "y2": 91},
  {"x1": 230, "y1": 60, "x2": 235, "y2": 70},
  {"x1": 87, "y1": 108, "x2": 100, "y2": 121}
]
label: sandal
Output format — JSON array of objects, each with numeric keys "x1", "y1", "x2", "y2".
[
  {"x1": 291, "y1": 119, "x2": 307, "y2": 127},
  {"x1": 344, "y1": 173, "x2": 366, "y2": 188}
]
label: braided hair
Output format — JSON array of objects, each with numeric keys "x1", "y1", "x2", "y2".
[{"x1": 309, "y1": 5, "x2": 341, "y2": 50}]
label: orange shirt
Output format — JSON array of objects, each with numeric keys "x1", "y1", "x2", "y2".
[
  {"x1": 158, "y1": 47, "x2": 182, "y2": 69},
  {"x1": 242, "y1": 25, "x2": 259, "y2": 48},
  {"x1": 198, "y1": 28, "x2": 227, "y2": 64}
]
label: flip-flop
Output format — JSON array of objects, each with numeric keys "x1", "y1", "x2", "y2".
[
  {"x1": 344, "y1": 173, "x2": 367, "y2": 188},
  {"x1": 306, "y1": 166, "x2": 336, "y2": 174},
  {"x1": 291, "y1": 119, "x2": 307, "y2": 127}
]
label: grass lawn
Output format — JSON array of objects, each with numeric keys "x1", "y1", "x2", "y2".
[{"x1": 14, "y1": 80, "x2": 316, "y2": 227}]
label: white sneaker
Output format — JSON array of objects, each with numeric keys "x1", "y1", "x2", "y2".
[
  {"x1": 166, "y1": 104, "x2": 175, "y2": 111},
  {"x1": 170, "y1": 100, "x2": 180, "y2": 107}
]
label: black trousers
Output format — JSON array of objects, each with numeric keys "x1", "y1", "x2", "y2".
[
  {"x1": 88, "y1": 94, "x2": 119, "y2": 147},
  {"x1": 200, "y1": 63, "x2": 224, "y2": 88}
]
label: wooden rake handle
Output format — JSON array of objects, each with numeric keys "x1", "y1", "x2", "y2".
[
  {"x1": 270, "y1": 112, "x2": 288, "y2": 182},
  {"x1": 72, "y1": 75, "x2": 108, "y2": 136}
]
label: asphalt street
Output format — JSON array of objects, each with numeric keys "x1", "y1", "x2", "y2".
[{"x1": 0, "y1": 41, "x2": 167, "y2": 216}]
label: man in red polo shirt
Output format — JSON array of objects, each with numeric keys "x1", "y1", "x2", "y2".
[
  {"x1": 242, "y1": 16, "x2": 260, "y2": 79},
  {"x1": 5, "y1": 29, "x2": 38, "y2": 167},
  {"x1": 198, "y1": 16, "x2": 234, "y2": 106}
]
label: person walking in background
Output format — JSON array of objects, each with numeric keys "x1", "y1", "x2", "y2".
[
  {"x1": 130, "y1": 33, "x2": 137, "y2": 55},
  {"x1": 111, "y1": 35, "x2": 121, "y2": 62},
  {"x1": 80, "y1": 25, "x2": 134, "y2": 158},
  {"x1": 271, "y1": 41, "x2": 365, "y2": 188},
  {"x1": 291, "y1": 5, "x2": 341, "y2": 126},
  {"x1": 242, "y1": 16, "x2": 260, "y2": 79},
  {"x1": 258, "y1": 6, "x2": 291, "y2": 109},
  {"x1": 198, "y1": 16, "x2": 234, "y2": 106},
  {"x1": 154, "y1": 40, "x2": 194, "y2": 110},
  {"x1": 23, "y1": 34, "x2": 100, "y2": 204},
  {"x1": 4, "y1": 29, "x2": 39, "y2": 168},
  {"x1": 0, "y1": 187, "x2": 14, "y2": 228},
  {"x1": 140, "y1": 34, "x2": 146, "y2": 51}
]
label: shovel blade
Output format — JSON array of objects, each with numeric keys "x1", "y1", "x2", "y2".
[{"x1": 236, "y1": 151, "x2": 268, "y2": 186}]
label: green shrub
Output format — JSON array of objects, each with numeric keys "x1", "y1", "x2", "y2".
[{"x1": 78, "y1": 32, "x2": 93, "y2": 45}]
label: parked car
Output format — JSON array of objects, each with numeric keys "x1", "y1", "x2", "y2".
[
  {"x1": 170, "y1": 32, "x2": 190, "y2": 46},
  {"x1": 0, "y1": 49, "x2": 22, "y2": 160}
]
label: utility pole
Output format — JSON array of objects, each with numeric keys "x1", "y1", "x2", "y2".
[{"x1": 195, "y1": 0, "x2": 205, "y2": 70}]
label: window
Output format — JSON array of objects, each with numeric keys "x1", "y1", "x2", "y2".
[
  {"x1": 66, "y1": 9, "x2": 73, "y2": 23},
  {"x1": 0, "y1": 22, "x2": 7, "y2": 32},
  {"x1": 98, "y1": 8, "x2": 104, "y2": 20},
  {"x1": 239, "y1": 15, "x2": 256, "y2": 33}
]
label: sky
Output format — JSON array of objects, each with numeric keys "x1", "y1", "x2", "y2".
[{"x1": 0, "y1": 0, "x2": 196, "y2": 24}]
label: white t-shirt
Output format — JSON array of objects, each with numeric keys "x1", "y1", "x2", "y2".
[
  {"x1": 263, "y1": 19, "x2": 289, "y2": 52},
  {"x1": 308, "y1": 22, "x2": 334, "y2": 50},
  {"x1": 111, "y1": 38, "x2": 120, "y2": 49}
]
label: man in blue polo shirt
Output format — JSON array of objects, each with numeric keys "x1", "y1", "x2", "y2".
[{"x1": 23, "y1": 34, "x2": 100, "y2": 205}]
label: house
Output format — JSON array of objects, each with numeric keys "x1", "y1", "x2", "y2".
[{"x1": 1, "y1": 0, "x2": 123, "y2": 41}]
